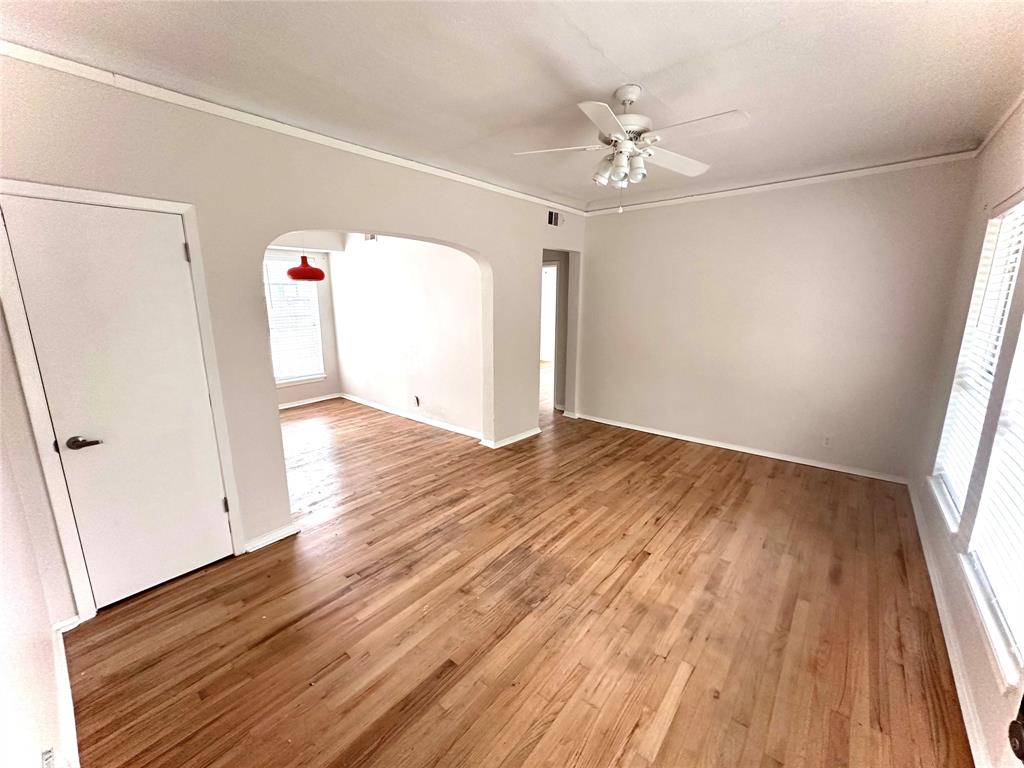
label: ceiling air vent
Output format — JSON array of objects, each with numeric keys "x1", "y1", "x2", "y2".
[{"x1": 547, "y1": 211, "x2": 562, "y2": 227}]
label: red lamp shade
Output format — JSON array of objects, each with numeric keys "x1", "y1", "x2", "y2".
[{"x1": 287, "y1": 255, "x2": 324, "y2": 282}]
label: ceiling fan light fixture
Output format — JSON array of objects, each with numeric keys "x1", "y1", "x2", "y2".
[
  {"x1": 628, "y1": 154, "x2": 647, "y2": 183},
  {"x1": 612, "y1": 178, "x2": 628, "y2": 190},
  {"x1": 592, "y1": 157, "x2": 613, "y2": 186},
  {"x1": 610, "y1": 151, "x2": 630, "y2": 182}
]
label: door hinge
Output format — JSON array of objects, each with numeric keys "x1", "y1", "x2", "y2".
[
  {"x1": 183, "y1": 242, "x2": 191, "y2": 263},
  {"x1": 52, "y1": 439, "x2": 59, "y2": 454},
  {"x1": 223, "y1": 496, "x2": 230, "y2": 513}
]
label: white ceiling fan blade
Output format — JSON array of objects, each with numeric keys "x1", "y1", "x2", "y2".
[
  {"x1": 513, "y1": 144, "x2": 604, "y2": 156},
  {"x1": 577, "y1": 101, "x2": 627, "y2": 140},
  {"x1": 646, "y1": 146, "x2": 710, "y2": 177},
  {"x1": 648, "y1": 110, "x2": 749, "y2": 141}
]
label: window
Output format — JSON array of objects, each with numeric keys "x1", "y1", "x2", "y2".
[
  {"x1": 933, "y1": 197, "x2": 1024, "y2": 682},
  {"x1": 262, "y1": 250, "x2": 326, "y2": 385},
  {"x1": 935, "y1": 213, "x2": 1021, "y2": 516},
  {"x1": 968, "y1": 319, "x2": 1024, "y2": 668}
]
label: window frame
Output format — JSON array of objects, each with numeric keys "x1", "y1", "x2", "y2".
[
  {"x1": 930, "y1": 190, "x2": 1024, "y2": 689},
  {"x1": 262, "y1": 248, "x2": 328, "y2": 387}
]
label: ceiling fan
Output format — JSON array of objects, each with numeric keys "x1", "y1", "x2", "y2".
[{"x1": 514, "y1": 84, "x2": 748, "y2": 193}]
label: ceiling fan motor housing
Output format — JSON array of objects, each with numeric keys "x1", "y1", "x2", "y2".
[{"x1": 600, "y1": 114, "x2": 654, "y2": 145}]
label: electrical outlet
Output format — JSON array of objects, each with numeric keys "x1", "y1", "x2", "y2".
[
  {"x1": 822, "y1": 434, "x2": 832, "y2": 448},
  {"x1": 41, "y1": 749, "x2": 55, "y2": 768}
]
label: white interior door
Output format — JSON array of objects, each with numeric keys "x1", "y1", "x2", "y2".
[{"x1": 2, "y1": 195, "x2": 233, "y2": 607}]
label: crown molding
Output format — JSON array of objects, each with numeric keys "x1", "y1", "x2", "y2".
[
  {"x1": 0, "y1": 40, "x2": 587, "y2": 216},
  {"x1": 977, "y1": 88, "x2": 1024, "y2": 155},
  {"x1": 2, "y1": 40, "x2": 1005, "y2": 221},
  {"x1": 585, "y1": 149, "x2": 979, "y2": 216}
]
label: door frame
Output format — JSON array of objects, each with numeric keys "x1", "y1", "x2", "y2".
[{"x1": 0, "y1": 179, "x2": 246, "y2": 622}]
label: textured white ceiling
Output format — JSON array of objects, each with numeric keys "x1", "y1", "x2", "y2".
[{"x1": 2, "y1": 1, "x2": 1022, "y2": 210}]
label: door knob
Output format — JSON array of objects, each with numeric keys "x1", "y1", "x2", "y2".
[{"x1": 66, "y1": 435, "x2": 102, "y2": 450}]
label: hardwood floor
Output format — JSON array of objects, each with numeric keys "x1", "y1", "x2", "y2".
[{"x1": 65, "y1": 388, "x2": 972, "y2": 767}]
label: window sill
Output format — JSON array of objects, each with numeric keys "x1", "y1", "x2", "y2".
[
  {"x1": 275, "y1": 374, "x2": 327, "y2": 389},
  {"x1": 926, "y1": 475, "x2": 962, "y2": 534},
  {"x1": 926, "y1": 475, "x2": 1021, "y2": 691},
  {"x1": 959, "y1": 552, "x2": 1022, "y2": 692}
]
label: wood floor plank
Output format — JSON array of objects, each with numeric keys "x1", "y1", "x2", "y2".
[{"x1": 64, "y1": 368, "x2": 973, "y2": 767}]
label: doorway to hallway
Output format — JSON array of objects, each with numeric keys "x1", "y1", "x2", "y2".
[{"x1": 540, "y1": 262, "x2": 558, "y2": 428}]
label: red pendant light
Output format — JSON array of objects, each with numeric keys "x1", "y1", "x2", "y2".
[{"x1": 287, "y1": 254, "x2": 324, "y2": 281}]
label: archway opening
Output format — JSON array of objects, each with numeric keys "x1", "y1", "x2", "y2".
[{"x1": 261, "y1": 229, "x2": 486, "y2": 525}]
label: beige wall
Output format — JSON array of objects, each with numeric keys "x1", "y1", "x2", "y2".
[
  {"x1": 909, "y1": 103, "x2": 1024, "y2": 768},
  {"x1": 331, "y1": 235, "x2": 483, "y2": 434},
  {"x1": 0, "y1": 402, "x2": 78, "y2": 767},
  {"x1": 1, "y1": 311, "x2": 75, "y2": 624},
  {"x1": 0, "y1": 57, "x2": 583, "y2": 547},
  {"x1": 579, "y1": 160, "x2": 976, "y2": 478}
]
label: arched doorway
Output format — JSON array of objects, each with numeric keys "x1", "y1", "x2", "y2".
[{"x1": 260, "y1": 229, "x2": 490, "y2": 523}]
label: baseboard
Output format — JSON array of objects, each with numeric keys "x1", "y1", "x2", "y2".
[
  {"x1": 278, "y1": 392, "x2": 343, "y2": 410},
  {"x1": 338, "y1": 392, "x2": 482, "y2": 439},
  {"x1": 52, "y1": 616, "x2": 81, "y2": 634},
  {"x1": 907, "y1": 480, "x2": 988, "y2": 768},
  {"x1": 245, "y1": 523, "x2": 300, "y2": 552},
  {"x1": 562, "y1": 411, "x2": 579, "y2": 419},
  {"x1": 52, "y1": 629, "x2": 80, "y2": 767},
  {"x1": 480, "y1": 426, "x2": 541, "y2": 449},
  {"x1": 574, "y1": 412, "x2": 907, "y2": 484}
]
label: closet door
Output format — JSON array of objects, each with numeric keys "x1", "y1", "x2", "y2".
[{"x1": 3, "y1": 195, "x2": 233, "y2": 607}]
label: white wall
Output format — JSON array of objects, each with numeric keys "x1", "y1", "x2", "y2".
[
  {"x1": 331, "y1": 235, "x2": 483, "y2": 435},
  {"x1": 909, "y1": 102, "x2": 1024, "y2": 768},
  {"x1": 0, "y1": 56, "x2": 583, "y2": 549},
  {"x1": 579, "y1": 159, "x2": 976, "y2": 479},
  {"x1": 265, "y1": 246, "x2": 343, "y2": 407}
]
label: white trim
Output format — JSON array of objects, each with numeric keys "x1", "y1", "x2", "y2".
[
  {"x1": 245, "y1": 523, "x2": 299, "y2": 553},
  {"x1": 0, "y1": 40, "x2": 1001, "y2": 219},
  {"x1": 51, "y1": 616, "x2": 82, "y2": 634},
  {"x1": 907, "y1": 480, "x2": 996, "y2": 768},
  {"x1": 1, "y1": 178, "x2": 190, "y2": 213},
  {"x1": 278, "y1": 392, "x2": 343, "y2": 410},
  {"x1": 0, "y1": 40, "x2": 584, "y2": 216},
  {"x1": 180, "y1": 206, "x2": 247, "y2": 556},
  {"x1": 977, "y1": 88, "x2": 1024, "y2": 155},
  {"x1": 959, "y1": 551, "x2": 1022, "y2": 689},
  {"x1": 480, "y1": 426, "x2": 542, "y2": 449},
  {"x1": 276, "y1": 374, "x2": 328, "y2": 389},
  {"x1": 562, "y1": 411, "x2": 579, "y2": 419},
  {"x1": 339, "y1": 392, "x2": 483, "y2": 439},
  {"x1": 926, "y1": 474, "x2": 962, "y2": 534},
  {"x1": 51, "y1": 629, "x2": 80, "y2": 768},
  {"x1": 586, "y1": 150, "x2": 978, "y2": 216},
  {"x1": 575, "y1": 413, "x2": 907, "y2": 483}
]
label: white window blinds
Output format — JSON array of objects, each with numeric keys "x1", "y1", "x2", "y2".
[
  {"x1": 262, "y1": 251, "x2": 326, "y2": 384},
  {"x1": 966, "y1": 201, "x2": 1024, "y2": 660},
  {"x1": 935, "y1": 213, "x2": 1022, "y2": 514}
]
